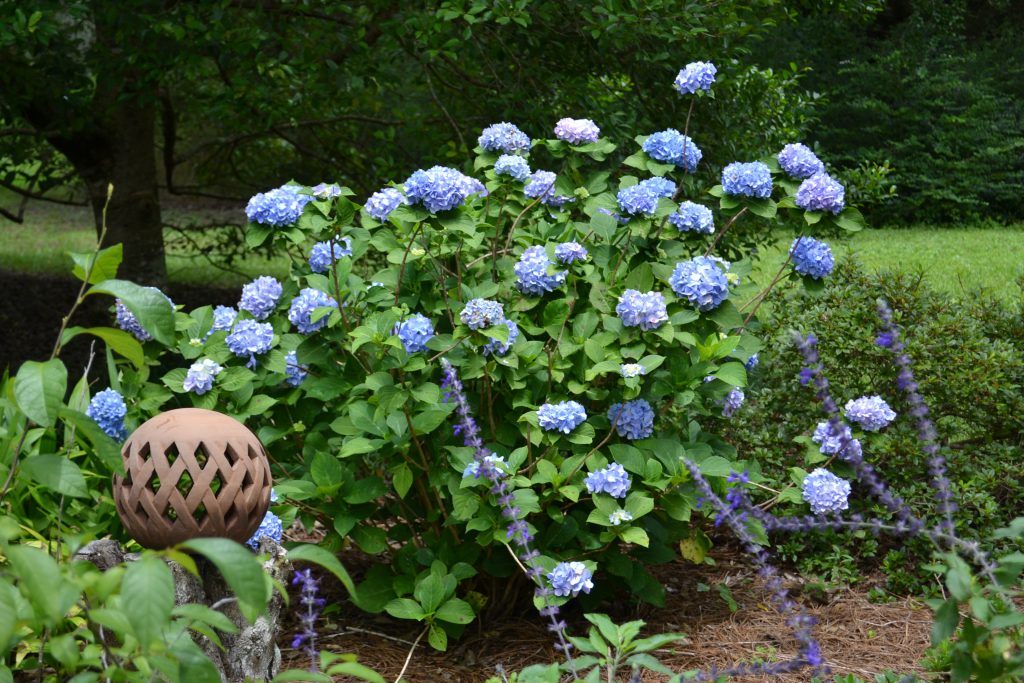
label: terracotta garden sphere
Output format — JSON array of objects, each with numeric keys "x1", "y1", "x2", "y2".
[{"x1": 112, "y1": 408, "x2": 272, "y2": 549}]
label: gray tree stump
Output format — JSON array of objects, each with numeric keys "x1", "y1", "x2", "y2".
[{"x1": 75, "y1": 539, "x2": 290, "y2": 683}]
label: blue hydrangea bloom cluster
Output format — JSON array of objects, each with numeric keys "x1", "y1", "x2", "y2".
[
  {"x1": 494, "y1": 154, "x2": 531, "y2": 181},
  {"x1": 845, "y1": 395, "x2": 897, "y2": 431},
  {"x1": 288, "y1": 288, "x2": 337, "y2": 334},
  {"x1": 802, "y1": 468, "x2": 852, "y2": 515},
  {"x1": 311, "y1": 182, "x2": 341, "y2": 199},
  {"x1": 778, "y1": 143, "x2": 825, "y2": 179},
  {"x1": 641, "y1": 176, "x2": 677, "y2": 198},
  {"x1": 796, "y1": 172, "x2": 846, "y2": 214},
  {"x1": 239, "y1": 276, "x2": 283, "y2": 321},
  {"x1": 722, "y1": 161, "x2": 773, "y2": 198},
  {"x1": 404, "y1": 166, "x2": 484, "y2": 213},
  {"x1": 463, "y1": 453, "x2": 508, "y2": 479},
  {"x1": 483, "y1": 320, "x2": 519, "y2": 356},
  {"x1": 514, "y1": 246, "x2": 567, "y2": 296},
  {"x1": 245, "y1": 185, "x2": 311, "y2": 227},
  {"x1": 642, "y1": 129, "x2": 702, "y2": 172},
  {"x1": 210, "y1": 306, "x2": 237, "y2": 334},
  {"x1": 364, "y1": 187, "x2": 407, "y2": 222},
  {"x1": 554, "y1": 241, "x2": 588, "y2": 264},
  {"x1": 547, "y1": 561, "x2": 594, "y2": 597},
  {"x1": 670, "y1": 256, "x2": 731, "y2": 312},
  {"x1": 617, "y1": 183, "x2": 660, "y2": 216},
  {"x1": 668, "y1": 201, "x2": 715, "y2": 234},
  {"x1": 86, "y1": 388, "x2": 128, "y2": 441},
  {"x1": 183, "y1": 358, "x2": 222, "y2": 395},
  {"x1": 226, "y1": 319, "x2": 275, "y2": 368},
  {"x1": 115, "y1": 288, "x2": 174, "y2": 342},
  {"x1": 609, "y1": 509, "x2": 633, "y2": 525},
  {"x1": 745, "y1": 353, "x2": 759, "y2": 371},
  {"x1": 584, "y1": 463, "x2": 631, "y2": 498},
  {"x1": 478, "y1": 122, "x2": 531, "y2": 154},
  {"x1": 523, "y1": 170, "x2": 572, "y2": 207},
  {"x1": 460, "y1": 298, "x2": 505, "y2": 330},
  {"x1": 607, "y1": 399, "x2": 655, "y2": 440},
  {"x1": 553, "y1": 117, "x2": 600, "y2": 145},
  {"x1": 394, "y1": 313, "x2": 435, "y2": 353},
  {"x1": 812, "y1": 421, "x2": 862, "y2": 459},
  {"x1": 722, "y1": 388, "x2": 745, "y2": 417},
  {"x1": 284, "y1": 350, "x2": 307, "y2": 387},
  {"x1": 616, "y1": 290, "x2": 668, "y2": 330},
  {"x1": 674, "y1": 61, "x2": 717, "y2": 94},
  {"x1": 308, "y1": 239, "x2": 352, "y2": 273},
  {"x1": 789, "y1": 237, "x2": 835, "y2": 279},
  {"x1": 537, "y1": 400, "x2": 587, "y2": 434},
  {"x1": 245, "y1": 510, "x2": 284, "y2": 550},
  {"x1": 620, "y1": 363, "x2": 646, "y2": 378}
]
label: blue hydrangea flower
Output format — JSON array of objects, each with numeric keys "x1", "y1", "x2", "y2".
[
  {"x1": 722, "y1": 388, "x2": 745, "y2": 417},
  {"x1": 616, "y1": 183, "x2": 660, "y2": 216},
  {"x1": 312, "y1": 183, "x2": 341, "y2": 199},
  {"x1": 547, "y1": 561, "x2": 594, "y2": 597},
  {"x1": 394, "y1": 313, "x2": 435, "y2": 353},
  {"x1": 607, "y1": 399, "x2": 655, "y2": 440},
  {"x1": 463, "y1": 453, "x2": 508, "y2": 479},
  {"x1": 845, "y1": 395, "x2": 896, "y2": 431},
  {"x1": 245, "y1": 185, "x2": 311, "y2": 227},
  {"x1": 483, "y1": 320, "x2": 519, "y2": 356},
  {"x1": 789, "y1": 237, "x2": 835, "y2": 279},
  {"x1": 670, "y1": 256, "x2": 730, "y2": 312},
  {"x1": 796, "y1": 172, "x2": 846, "y2": 214},
  {"x1": 640, "y1": 176, "x2": 677, "y2": 199},
  {"x1": 479, "y1": 122, "x2": 531, "y2": 154},
  {"x1": 674, "y1": 61, "x2": 717, "y2": 94},
  {"x1": 514, "y1": 246, "x2": 567, "y2": 296},
  {"x1": 210, "y1": 306, "x2": 237, "y2": 335},
  {"x1": 86, "y1": 388, "x2": 128, "y2": 441},
  {"x1": 616, "y1": 290, "x2": 668, "y2": 331},
  {"x1": 494, "y1": 154, "x2": 531, "y2": 181},
  {"x1": 722, "y1": 161, "x2": 773, "y2": 198},
  {"x1": 802, "y1": 468, "x2": 852, "y2": 515},
  {"x1": 669, "y1": 201, "x2": 715, "y2": 234},
  {"x1": 745, "y1": 353, "x2": 759, "y2": 371},
  {"x1": 284, "y1": 350, "x2": 307, "y2": 387},
  {"x1": 288, "y1": 288, "x2": 337, "y2": 334},
  {"x1": 537, "y1": 400, "x2": 587, "y2": 434},
  {"x1": 183, "y1": 358, "x2": 222, "y2": 395},
  {"x1": 778, "y1": 143, "x2": 825, "y2": 179},
  {"x1": 554, "y1": 242, "x2": 588, "y2": 264},
  {"x1": 245, "y1": 510, "x2": 284, "y2": 550},
  {"x1": 364, "y1": 187, "x2": 407, "y2": 222},
  {"x1": 226, "y1": 319, "x2": 275, "y2": 368},
  {"x1": 115, "y1": 288, "x2": 174, "y2": 342},
  {"x1": 460, "y1": 298, "x2": 505, "y2": 330},
  {"x1": 553, "y1": 117, "x2": 600, "y2": 145},
  {"x1": 620, "y1": 363, "x2": 647, "y2": 378},
  {"x1": 238, "y1": 276, "x2": 283, "y2": 321},
  {"x1": 404, "y1": 166, "x2": 483, "y2": 213},
  {"x1": 308, "y1": 239, "x2": 352, "y2": 273},
  {"x1": 642, "y1": 129, "x2": 702, "y2": 172},
  {"x1": 524, "y1": 170, "x2": 572, "y2": 207},
  {"x1": 812, "y1": 421, "x2": 862, "y2": 459},
  {"x1": 584, "y1": 463, "x2": 631, "y2": 498},
  {"x1": 609, "y1": 509, "x2": 633, "y2": 526}
]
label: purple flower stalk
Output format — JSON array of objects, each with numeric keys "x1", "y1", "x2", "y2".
[{"x1": 291, "y1": 569, "x2": 326, "y2": 671}]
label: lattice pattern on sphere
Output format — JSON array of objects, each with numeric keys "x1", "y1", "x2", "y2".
[{"x1": 112, "y1": 408, "x2": 272, "y2": 549}]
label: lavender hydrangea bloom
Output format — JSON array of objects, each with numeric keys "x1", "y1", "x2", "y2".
[
  {"x1": 460, "y1": 298, "x2": 505, "y2": 330},
  {"x1": 778, "y1": 143, "x2": 825, "y2": 179},
  {"x1": 609, "y1": 509, "x2": 633, "y2": 525},
  {"x1": 394, "y1": 313, "x2": 435, "y2": 353},
  {"x1": 584, "y1": 463, "x2": 632, "y2": 498},
  {"x1": 620, "y1": 363, "x2": 646, "y2": 378},
  {"x1": 494, "y1": 154, "x2": 531, "y2": 181},
  {"x1": 640, "y1": 176, "x2": 677, "y2": 198},
  {"x1": 238, "y1": 276, "x2": 283, "y2": 321},
  {"x1": 607, "y1": 399, "x2": 655, "y2": 440},
  {"x1": 463, "y1": 453, "x2": 508, "y2": 479},
  {"x1": 554, "y1": 117, "x2": 600, "y2": 145},
  {"x1": 554, "y1": 241, "x2": 588, "y2": 264},
  {"x1": 722, "y1": 388, "x2": 745, "y2": 417},
  {"x1": 802, "y1": 468, "x2": 852, "y2": 515},
  {"x1": 642, "y1": 129, "x2": 703, "y2": 172},
  {"x1": 789, "y1": 237, "x2": 835, "y2": 279},
  {"x1": 669, "y1": 201, "x2": 715, "y2": 234},
  {"x1": 616, "y1": 183, "x2": 659, "y2": 216},
  {"x1": 674, "y1": 61, "x2": 717, "y2": 94},
  {"x1": 669, "y1": 256, "x2": 731, "y2": 312},
  {"x1": 722, "y1": 161, "x2": 773, "y2": 198},
  {"x1": 115, "y1": 288, "x2": 174, "y2": 342},
  {"x1": 404, "y1": 166, "x2": 483, "y2": 213},
  {"x1": 812, "y1": 421, "x2": 863, "y2": 459},
  {"x1": 514, "y1": 245, "x2": 567, "y2": 296},
  {"x1": 364, "y1": 187, "x2": 407, "y2": 222},
  {"x1": 311, "y1": 183, "x2": 341, "y2": 199},
  {"x1": 210, "y1": 306, "x2": 237, "y2": 334},
  {"x1": 845, "y1": 395, "x2": 897, "y2": 431},
  {"x1": 478, "y1": 122, "x2": 531, "y2": 154},
  {"x1": 183, "y1": 358, "x2": 223, "y2": 395},
  {"x1": 288, "y1": 288, "x2": 337, "y2": 334},
  {"x1": 86, "y1": 388, "x2": 128, "y2": 441},
  {"x1": 308, "y1": 239, "x2": 352, "y2": 273},
  {"x1": 547, "y1": 561, "x2": 594, "y2": 597},
  {"x1": 226, "y1": 320, "x2": 275, "y2": 368},
  {"x1": 616, "y1": 290, "x2": 668, "y2": 331},
  {"x1": 245, "y1": 185, "x2": 311, "y2": 227},
  {"x1": 284, "y1": 350, "x2": 307, "y2": 387},
  {"x1": 795, "y1": 172, "x2": 846, "y2": 214},
  {"x1": 245, "y1": 510, "x2": 284, "y2": 550},
  {"x1": 524, "y1": 170, "x2": 572, "y2": 207},
  {"x1": 483, "y1": 320, "x2": 519, "y2": 356},
  {"x1": 537, "y1": 400, "x2": 587, "y2": 434}
]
